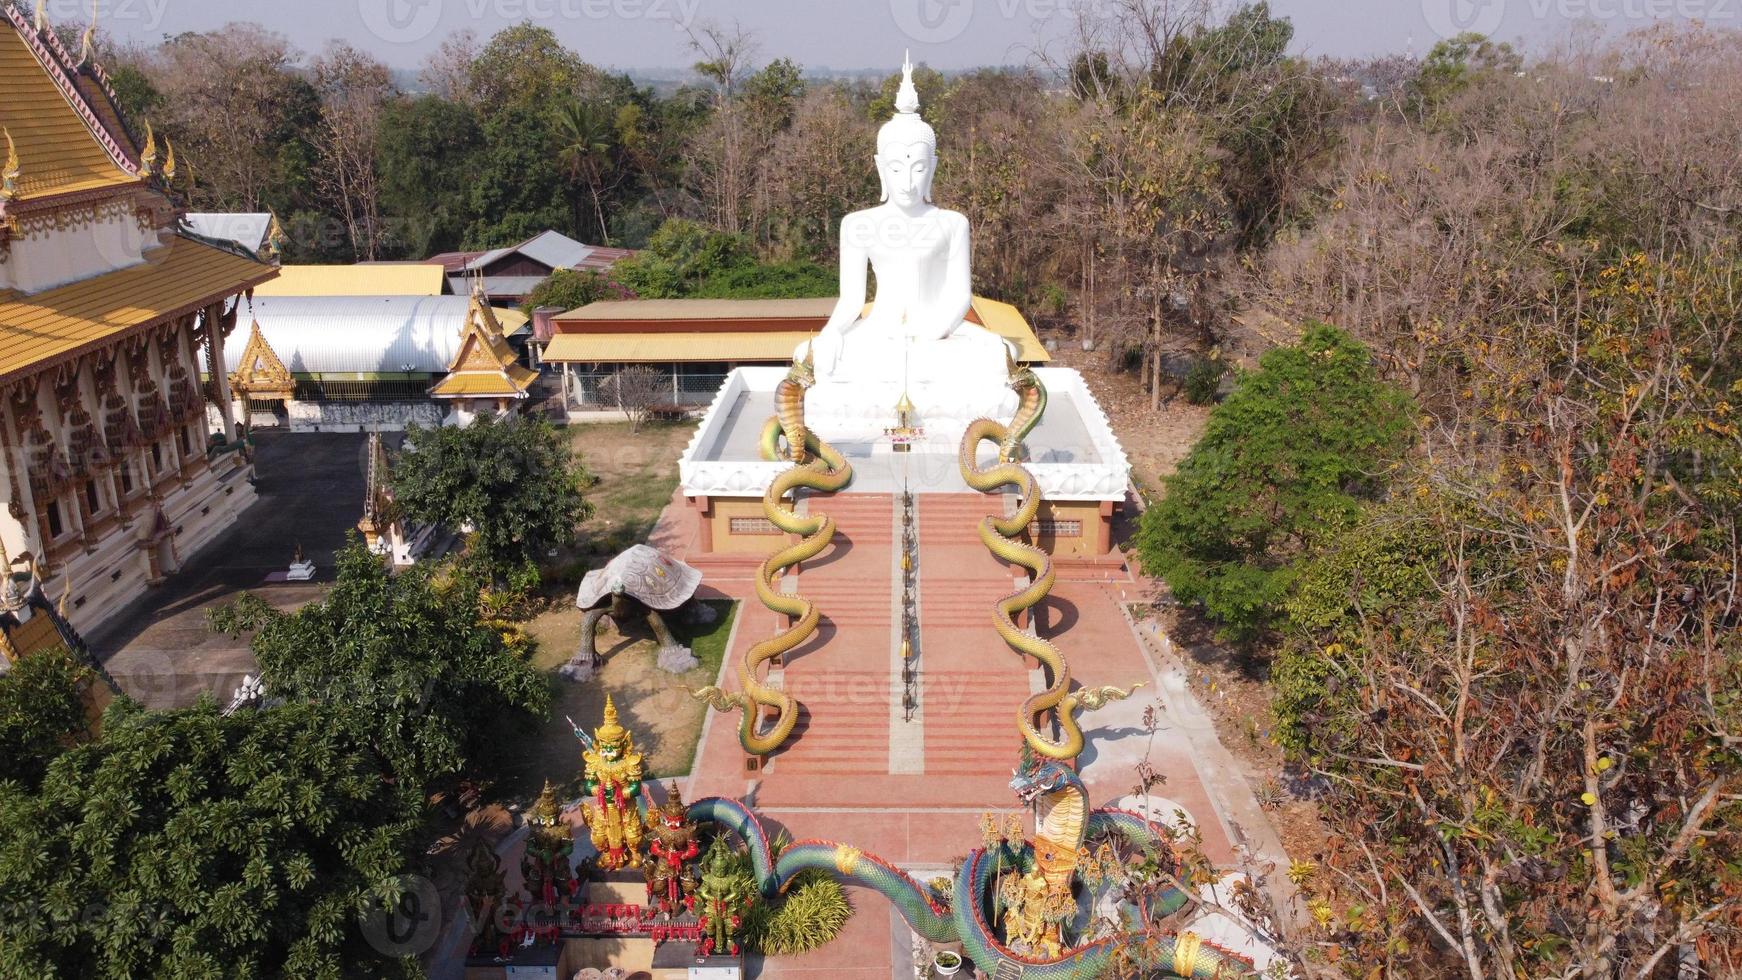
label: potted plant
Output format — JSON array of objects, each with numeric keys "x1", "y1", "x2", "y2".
[{"x1": 933, "y1": 950, "x2": 963, "y2": 976}]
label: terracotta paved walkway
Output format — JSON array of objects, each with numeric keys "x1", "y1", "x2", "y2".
[{"x1": 657, "y1": 487, "x2": 1234, "y2": 977}]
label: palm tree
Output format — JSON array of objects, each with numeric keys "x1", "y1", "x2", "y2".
[{"x1": 553, "y1": 98, "x2": 616, "y2": 243}]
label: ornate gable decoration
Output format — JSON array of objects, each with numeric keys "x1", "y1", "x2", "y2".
[
  {"x1": 0, "y1": 5, "x2": 141, "y2": 204},
  {"x1": 428, "y1": 283, "x2": 537, "y2": 400},
  {"x1": 227, "y1": 319, "x2": 294, "y2": 402}
]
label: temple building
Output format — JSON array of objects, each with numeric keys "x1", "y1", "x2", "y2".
[
  {"x1": 208, "y1": 282, "x2": 534, "y2": 430},
  {"x1": 542, "y1": 295, "x2": 1048, "y2": 416},
  {"x1": 0, "y1": 6, "x2": 277, "y2": 633}
]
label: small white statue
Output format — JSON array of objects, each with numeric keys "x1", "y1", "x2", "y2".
[{"x1": 801, "y1": 53, "x2": 1012, "y2": 383}]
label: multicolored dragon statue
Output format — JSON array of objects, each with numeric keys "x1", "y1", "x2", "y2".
[
  {"x1": 960, "y1": 354, "x2": 1139, "y2": 759},
  {"x1": 686, "y1": 752, "x2": 1255, "y2": 977},
  {"x1": 694, "y1": 351, "x2": 853, "y2": 755}
]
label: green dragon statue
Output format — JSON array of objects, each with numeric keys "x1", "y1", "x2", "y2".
[
  {"x1": 694, "y1": 352, "x2": 853, "y2": 755},
  {"x1": 687, "y1": 752, "x2": 1257, "y2": 977},
  {"x1": 959, "y1": 357, "x2": 1138, "y2": 759}
]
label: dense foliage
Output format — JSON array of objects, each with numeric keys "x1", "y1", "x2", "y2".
[
  {"x1": 0, "y1": 648, "x2": 94, "y2": 787},
  {"x1": 611, "y1": 218, "x2": 833, "y2": 299},
  {"x1": 0, "y1": 699, "x2": 425, "y2": 978},
  {"x1": 519, "y1": 268, "x2": 622, "y2": 314},
  {"x1": 209, "y1": 544, "x2": 551, "y2": 791},
  {"x1": 1136, "y1": 325, "x2": 1412, "y2": 640},
  {"x1": 390, "y1": 414, "x2": 592, "y2": 578}
]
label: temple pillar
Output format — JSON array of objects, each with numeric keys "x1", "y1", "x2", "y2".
[{"x1": 203, "y1": 302, "x2": 238, "y2": 442}]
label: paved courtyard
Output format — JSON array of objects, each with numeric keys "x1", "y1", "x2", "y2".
[{"x1": 88, "y1": 430, "x2": 372, "y2": 708}]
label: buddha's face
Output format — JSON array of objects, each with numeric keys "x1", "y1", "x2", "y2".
[{"x1": 877, "y1": 140, "x2": 935, "y2": 207}]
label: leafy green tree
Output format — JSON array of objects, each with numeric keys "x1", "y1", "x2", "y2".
[
  {"x1": 378, "y1": 95, "x2": 483, "y2": 257},
  {"x1": 553, "y1": 98, "x2": 619, "y2": 244},
  {"x1": 211, "y1": 543, "x2": 551, "y2": 791},
  {"x1": 521, "y1": 268, "x2": 619, "y2": 313},
  {"x1": 1136, "y1": 324, "x2": 1413, "y2": 640},
  {"x1": 0, "y1": 701, "x2": 424, "y2": 979},
  {"x1": 0, "y1": 648, "x2": 94, "y2": 787},
  {"x1": 468, "y1": 23, "x2": 594, "y2": 112},
  {"x1": 466, "y1": 102, "x2": 569, "y2": 247},
  {"x1": 391, "y1": 414, "x2": 592, "y2": 577},
  {"x1": 612, "y1": 218, "x2": 830, "y2": 298}
]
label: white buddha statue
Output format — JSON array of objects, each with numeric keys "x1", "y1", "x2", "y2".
[{"x1": 799, "y1": 55, "x2": 1015, "y2": 408}]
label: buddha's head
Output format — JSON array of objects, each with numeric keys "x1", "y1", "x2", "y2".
[{"x1": 876, "y1": 54, "x2": 936, "y2": 207}]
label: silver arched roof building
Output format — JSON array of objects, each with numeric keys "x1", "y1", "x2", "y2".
[{"x1": 209, "y1": 295, "x2": 527, "y2": 377}]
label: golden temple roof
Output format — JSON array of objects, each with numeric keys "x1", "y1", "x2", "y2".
[
  {"x1": 0, "y1": 19, "x2": 138, "y2": 202},
  {"x1": 544, "y1": 295, "x2": 1048, "y2": 364},
  {"x1": 426, "y1": 285, "x2": 538, "y2": 399},
  {"x1": 0, "y1": 234, "x2": 277, "y2": 384},
  {"x1": 228, "y1": 319, "x2": 295, "y2": 400}
]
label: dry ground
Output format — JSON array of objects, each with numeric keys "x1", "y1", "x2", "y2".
[
  {"x1": 484, "y1": 598, "x2": 736, "y2": 803},
  {"x1": 565, "y1": 419, "x2": 698, "y2": 568}
]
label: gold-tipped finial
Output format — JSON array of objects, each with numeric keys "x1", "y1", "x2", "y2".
[
  {"x1": 597, "y1": 694, "x2": 626, "y2": 743},
  {"x1": 1, "y1": 128, "x2": 18, "y2": 203},
  {"x1": 162, "y1": 138, "x2": 177, "y2": 181},
  {"x1": 76, "y1": 0, "x2": 97, "y2": 68},
  {"x1": 140, "y1": 122, "x2": 158, "y2": 177},
  {"x1": 32, "y1": 0, "x2": 45, "y2": 33}
]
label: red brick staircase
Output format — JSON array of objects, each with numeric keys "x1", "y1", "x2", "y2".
[{"x1": 914, "y1": 493, "x2": 1038, "y2": 777}]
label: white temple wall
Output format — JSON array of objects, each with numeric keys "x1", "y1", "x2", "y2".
[{"x1": 0, "y1": 204, "x2": 160, "y2": 294}]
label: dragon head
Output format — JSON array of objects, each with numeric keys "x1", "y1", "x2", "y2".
[
  {"x1": 1009, "y1": 744, "x2": 1081, "y2": 807},
  {"x1": 788, "y1": 347, "x2": 818, "y2": 389}
]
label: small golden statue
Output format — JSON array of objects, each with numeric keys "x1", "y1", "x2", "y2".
[
  {"x1": 998, "y1": 864, "x2": 1072, "y2": 960},
  {"x1": 574, "y1": 695, "x2": 646, "y2": 870}
]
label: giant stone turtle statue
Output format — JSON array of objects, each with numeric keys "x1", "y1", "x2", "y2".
[{"x1": 559, "y1": 545, "x2": 707, "y2": 681}]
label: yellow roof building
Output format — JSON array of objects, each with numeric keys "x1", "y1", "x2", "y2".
[{"x1": 543, "y1": 295, "x2": 1048, "y2": 365}]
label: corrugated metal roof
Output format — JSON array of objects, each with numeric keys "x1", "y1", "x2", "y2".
[
  {"x1": 558, "y1": 297, "x2": 836, "y2": 322},
  {"x1": 218, "y1": 295, "x2": 486, "y2": 376},
  {"x1": 0, "y1": 235, "x2": 276, "y2": 383},
  {"x1": 548, "y1": 296, "x2": 1049, "y2": 362},
  {"x1": 183, "y1": 213, "x2": 272, "y2": 253},
  {"x1": 257, "y1": 264, "x2": 447, "y2": 297},
  {"x1": 0, "y1": 21, "x2": 137, "y2": 202},
  {"x1": 448, "y1": 275, "x2": 547, "y2": 298},
  {"x1": 543, "y1": 330, "x2": 811, "y2": 363}
]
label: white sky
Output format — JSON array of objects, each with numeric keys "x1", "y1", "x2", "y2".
[{"x1": 76, "y1": 0, "x2": 1740, "y2": 70}]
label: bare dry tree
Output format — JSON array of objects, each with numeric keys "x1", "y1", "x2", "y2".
[{"x1": 606, "y1": 366, "x2": 667, "y2": 432}]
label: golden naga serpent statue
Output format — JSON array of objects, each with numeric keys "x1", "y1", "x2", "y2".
[
  {"x1": 959, "y1": 361, "x2": 1138, "y2": 760},
  {"x1": 693, "y1": 354, "x2": 852, "y2": 755}
]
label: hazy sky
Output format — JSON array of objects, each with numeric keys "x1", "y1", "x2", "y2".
[{"x1": 75, "y1": 0, "x2": 1739, "y2": 70}]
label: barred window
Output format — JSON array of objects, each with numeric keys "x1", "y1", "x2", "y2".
[
  {"x1": 729, "y1": 517, "x2": 782, "y2": 535},
  {"x1": 1029, "y1": 519, "x2": 1083, "y2": 538}
]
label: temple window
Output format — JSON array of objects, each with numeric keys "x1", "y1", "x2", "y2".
[
  {"x1": 150, "y1": 442, "x2": 163, "y2": 473},
  {"x1": 84, "y1": 479, "x2": 101, "y2": 514},
  {"x1": 47, "y1": 500, "x2": 65, "y2": 538},
  {"x1": 176, "y1": 426, "x2": 191, "y2": 457},
  {"x1": 120, "y1": 461, "x2": 134, "y2": 494}
]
